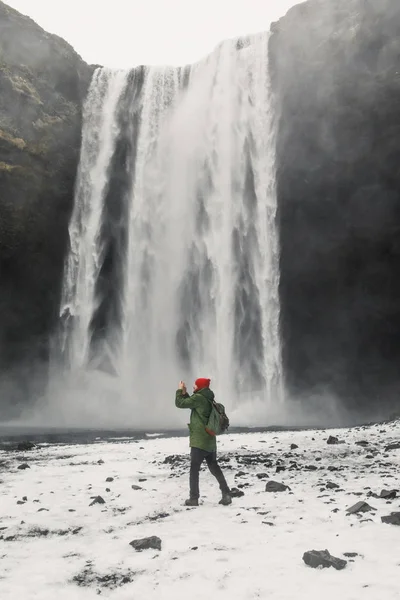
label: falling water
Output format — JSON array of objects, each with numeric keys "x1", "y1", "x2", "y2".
[{"x1": 53, "y1": 32, "x2": 283, "y2": 428}]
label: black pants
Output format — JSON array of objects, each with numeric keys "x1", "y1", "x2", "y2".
[{"x1": 189, "y1": 447, "x2": 230, "y2": 499}]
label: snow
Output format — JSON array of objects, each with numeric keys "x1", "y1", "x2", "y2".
[{"x1": 1, "y1": 420, "x2": 400, "y2": 599}]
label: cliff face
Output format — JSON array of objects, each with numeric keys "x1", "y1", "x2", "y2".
[
  {"x1": 0, "y1": 2, "x2": 94, "y2": 413},
  {"x1": 270, "y1": 0, "x2": 400, "y2": 414}
]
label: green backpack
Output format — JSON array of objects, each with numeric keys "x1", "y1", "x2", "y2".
[{"x1": 205, "y1": 398, "x2": 230, "y2": 436}]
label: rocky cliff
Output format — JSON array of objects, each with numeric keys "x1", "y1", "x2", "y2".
[
  {"x1": 270, "y1": 0, "x2": 400, "y2": 415},
  {"x1": 0, "y1": 2, "x2": 94, "y2": 413}
]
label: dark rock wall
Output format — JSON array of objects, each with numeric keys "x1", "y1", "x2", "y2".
[
  {"x1": 270, "y1": 0, "x2": 400, "y2": 413},
  {"x1": 0, "y1": 2, "x2": 93, "y2": 412}
]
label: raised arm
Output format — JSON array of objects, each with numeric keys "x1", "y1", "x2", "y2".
[{"x1": 175, "y1": 389, "x2": 202, "y2": 409}]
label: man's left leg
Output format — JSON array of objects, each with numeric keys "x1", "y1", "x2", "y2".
[{"x1": 205, "y1": 451, "x2": 232, "y2": 505}]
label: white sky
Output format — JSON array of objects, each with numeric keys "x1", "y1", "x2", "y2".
[{"x1": 5, "y1": 0, "x2": 299, "y2": 68}]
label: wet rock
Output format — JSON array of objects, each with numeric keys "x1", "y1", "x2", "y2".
[
  {"x1": 89, "y1": 496, "x2": 105, "y2": 506},
  {"x1": 346, "y1": 501, "x2": 375, "y2": 515},
  {"x1": 303, "y1": 549, "x2": 347, "y2": 570},
  {"x1": 235, "y1": 471, "x2": 247, "y2": 478},
  {"x1": 326, "y1": 482, "x2": 340, "y2": 490},
  {"x1": 381, "y1": 512, "x2": 400, "y2": 525},
  {"x1": 230, "y1": 487, "x2": 245, "y2": 498},
  {"x1": 380, "y1": 489, "x2": 397, "y2": 500},
  {"x1": 327, "y1": 436, "x2": 340, "y2": 445},
  {"x1": 385, "y1": 442, "x2": 400, "y2": 451},
  {"x1": 265, "y1": 481, "x2": 289, "y2": 493},
  {"x1": 17, "y1": 463, "x2": 30, "y2": 470},
  {"x1": 129, "y1": 536, "x2": 162, "y2": 551}
]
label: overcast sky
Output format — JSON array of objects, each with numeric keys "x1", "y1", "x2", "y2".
[{"x1": 6, "y1": 0, "x2": 300, "y2": 67}]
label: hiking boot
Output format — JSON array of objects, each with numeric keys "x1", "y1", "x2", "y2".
[
  {"x1": 184, "y1": 498, "x2": 199, "y2": 507},
  {"x1": 219, "y1": 493, "x2": 232, "y2": 506}
]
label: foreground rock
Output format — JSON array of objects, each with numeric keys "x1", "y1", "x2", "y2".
[
  {"x1": 381, "y1": 512, "x2": 400, "y2": 526},
  {"x1": 265, "y1": 481, "x2": 289, "y2": 493},
  {"x1": 303, "y1": 549, "x2": 347, "y2": 570},
  {"x1": 0, "y1": 1, "x2": 94, "y2": 416},
  {"x1": 346, "y1": 501, "x2": 375, "y2": 515},
  {"x1": 129, "y1": 536, "x2": 162, "y2": 551}
]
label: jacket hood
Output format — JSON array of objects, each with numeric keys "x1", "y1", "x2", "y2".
[{"x1": 197, "y1": 387, "x2": 215, "y2": 401}]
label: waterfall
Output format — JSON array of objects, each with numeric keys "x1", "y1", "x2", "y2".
[{"x1": 52, "y1": 32, "x2": 283, "y2": 428}]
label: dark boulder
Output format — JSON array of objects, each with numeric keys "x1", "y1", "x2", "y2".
[
  {"x1": 381, "y1": 512, "x2": 400, "y2": 525},
  {"x1": 129, "y1": 536, "x2": 162, "y2": 551},
  {"x1": 89, "y1": 496, "x2": 105, "y2": 506},
  {"x1": 265, "y1": 481, "x2": 289, "y2": 492},
  {"x1": 346, "y1": 501, "x2": 375, "y2": 514},
  {"x1": 303, "y1": 549, "x2": 347, "y2": 570},
  {"x1": 327, "y1": 436, "x2": 340, "y2": 445}
]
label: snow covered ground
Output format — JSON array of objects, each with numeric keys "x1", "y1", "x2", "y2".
[{"x1": 1, "y1": 420, "x2": 399, "y2": 600}]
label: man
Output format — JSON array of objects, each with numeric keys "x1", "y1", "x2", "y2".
[{"x1": 175, "y1": 377, "x2": 232, "y2": 506}]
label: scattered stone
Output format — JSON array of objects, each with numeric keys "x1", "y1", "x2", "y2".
[
  {"x1": 355, "y1": 441, "x2": 369, "y2": 447},
  {"x1": 303, "y1": 549, "x2": 347, "y2": 570},
  {"x1": 276, "y1": 465, "x2": 286, "y2": 473},
  {"x1": 72, "y1": 566, "x2": 134, "y2": 589},
  {"x1": 290, "y1": 444, "x2": 298, "y2": 450},
  {"x1": 191, "y1": 546, "x2": 198, "y2": 551},
  {"x1": 97, "y1": 459, "x2": 104, "y2": 465},
  {"x1": 105, "y1": 477, "x2": 114, "y2": 482},
  {"x1": 138, "y1": 478, "x2": 147, "y2": 482},
  {"x1": 131, "y1": 485, "x2": 143, "y2": 491},
  {"x1": 235, "y1": 471, "x2": 247, "y2": 478},
  {"x1": 381, "y1": 512, "x2": 400, "y2": 526},
  {"x1": 256, "y1": 473, "x2": 268, "y2": 479},
  {"x1": 265, "y1": 481, "x2": 289, "y2": 493},
  {"x1": 327, "y1": 436, "x2": 339, "y2": 445},
  {"x1": 38, "y1": 508, "x2": 49, "y2": 512},
  {"x1": 346, "y1": 501, "x2": 375, "y2": 515},
  {"x1": 148, "y1": 512, "x2": 169, "y2": 521},
  {"x1": 89, "y1": 496, "x2": 105, "y2": 506},
  {"x1": 380, "y1": 489, "x2": 397, "y2": 500},
  {"x1": 17, "y1": 463, "x2": 30, "y2": 470},
  {"x1": 343, "y1": 552, "x2": 359, "y2": 558},
  {"x1": 230, "y1": 487, "x2": 245, "y2": 498},
  {"x1": 129, "y1": 536, "x2": 162, "y2": 551},
  {"x1": 326, "y1": 482, "x2": 340, "y2": 490},
  {"x1": 16, "y1": 500, "x2": 25, "y2": 505},
  {"x1": 105, "y1": 488, "x2": 111, "y2": 492},
  {"x1": 385, "y1": 442, "x2": 400, "y2": 451},
  {"x1": 305, "y1": 465, "x2": 318, "y2": 471}
]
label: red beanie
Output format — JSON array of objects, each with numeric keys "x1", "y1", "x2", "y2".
[{"x1": 195, "y1": 377, "x2": 211, "y2": 390}]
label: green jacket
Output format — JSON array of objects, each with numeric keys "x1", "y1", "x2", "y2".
[{"x1": 175, "y1": 387, "x2": 217, "y2": 452}]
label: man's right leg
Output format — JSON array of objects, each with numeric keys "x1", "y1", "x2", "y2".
[{"x1": 187, "y1": 447, "x2": 206, "y2": 504}]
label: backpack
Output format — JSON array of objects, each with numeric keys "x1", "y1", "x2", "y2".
[{"x1": 205, "y1": 398, "x2": 230, "y2": 436}]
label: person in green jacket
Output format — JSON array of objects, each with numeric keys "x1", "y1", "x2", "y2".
[{"x1": 175, "y1": 377, "x2": 232, "y2": 507}]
